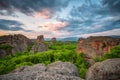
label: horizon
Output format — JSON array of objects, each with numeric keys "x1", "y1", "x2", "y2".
[{"x1": 0, "y1": 0, "x2": 120, "y2": 38}]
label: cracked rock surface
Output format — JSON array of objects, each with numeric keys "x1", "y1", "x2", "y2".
[{"x1": 0, "y1": 61, "x2": 84, "y2": 80}]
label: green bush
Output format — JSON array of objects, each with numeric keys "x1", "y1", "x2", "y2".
[
  {"x1": 0, "y1": 44, "x2": 13, "y2": 50},
  {"x1": 15, "y1": 62, "x2": 33, "y2": 68},
  {"x1": 79, "y1": 67, "x2": 87, "y2": 78},
  {"x1": 0, "y1": 41, "x2": 88, "y2": 78}
]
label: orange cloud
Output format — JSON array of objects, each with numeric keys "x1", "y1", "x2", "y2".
[
  {"x1": 34, "y1": 9, "x2": 51, "y2": 19},
  {"x1": 0, "y1": 30, "x2": 9, "y2": 36},
  {"x1": 41, "y1": 21, "x2": 68, "y2": 31}
]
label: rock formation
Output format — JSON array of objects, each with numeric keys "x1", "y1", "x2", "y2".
[
  {"x1": 85, "y1": 58, "x2": 120, "y2": 80},
  {"x1": 30, "y1": 35, "x2": 48, "y2": 53},
  {"x1": 36, "y1": 35, "x2": 44, "y2": 44},
  {"x1": 0, "y1": 61, "x2": 84, "y2": 80},
  {"x1": 0, "y1": 34, "x2": 32, "y2": 57},
  {"x1": 51, "y1": 37, "x2": 56, "y2": 43},
  {"x1": 76, "y1": 36, "x2": 120, "y2": 64}
]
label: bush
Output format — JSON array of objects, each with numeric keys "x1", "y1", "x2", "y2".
[
  {"x1": 15, "y1": 62, "x2": 33, "y2": 68},
  {"x1": 79, "y1": 67, "x2": 87, "y2": 78},
  {"x1": 0, "y1": 41, "x2": 88, "y2": 78},
  {"x1": 0, "y1": 44, "x2": 13, "y2": 50}
]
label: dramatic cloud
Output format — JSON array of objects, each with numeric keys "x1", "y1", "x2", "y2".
[
  {"x1": 40, "y1": 21, "x2": 68, "y2": 31},
  {"x1": 103, "y1": 0, "x2": 120, "y2": 13},
  {"x1": 57, "y1": 0, "x2": 120, "y2": 37},
  {"x1": 0, "y1": 19, "x2": 25, "y2": 31},
  {"x1": 0, "y1": 0, "x2": 120, "y2": 38},
  {"x1": 34, "y1": 8, "x2": 52, "y2": 19},
  {"x1": 0, "y1": 0, "x2": 69, "y2": 18}
]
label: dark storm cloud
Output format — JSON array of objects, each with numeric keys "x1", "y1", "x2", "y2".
[
  {"x1": 0, "y1": 0, "x2": 69, "y2": 16},
  {"x1": 0, "y1": 19, "x2": 31, "y2": 31}
]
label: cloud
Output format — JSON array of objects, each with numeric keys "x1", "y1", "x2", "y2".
[
  {"x1": 57, "y1": 0, "x2": 120, "y2": 37},
  {"x1": 79, "y1": 28, "x2": 120, "y2": 38},
  {"x1": 34, "y1": 8, "x2": 52, "y2": 19},
  {"x1": 102, "y1": 0, "x2": 120, "y2": 14},
  {"x1": 40, "y1": 21, "x2": 68, "y2": 31},
  {"x1": 0, "y1": 30, "x2": 9, "y2": 36},
  {"x1": 0, "y1": 0, "x2": 70, "y2": 18},
  {"x1": 0, "y1": 0, "x2": 120, "y2": 38},
  {"x1": 0, "y1": 19, "x2": 31, "y2": 31}
]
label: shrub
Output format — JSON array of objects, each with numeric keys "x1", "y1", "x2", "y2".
[
  {"x1": 79, "y1": 67, "x2": 88, "y2": 78},
  {"x1": 0, "y1": 44, "x2": 13, "y2": 50},
  {"x1": 15, "y1": 62, "x2": 33, "y2": 68},
  {"x1": 0, "y1": 41, "x2": 88, "y2": 78}
]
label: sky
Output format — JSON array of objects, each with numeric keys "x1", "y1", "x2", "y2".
[{"x1": 0, "y1": 0, "x2": 120, "y2": 39}]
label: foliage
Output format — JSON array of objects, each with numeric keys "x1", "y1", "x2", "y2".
[
  {"x1": 0, "y1": 41, "x2": 88, "y2": 78},
  {"x1": 0, "y1": 44, "x2": 13, "y2": 50},
  {"x1": 94, "y1": 45, "x2": 120, "y2": 62},
  {"x1": 15, "y1": 62, "x2": 33, "y2": 68}
]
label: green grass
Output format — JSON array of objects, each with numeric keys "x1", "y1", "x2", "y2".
[{"x1": 0, "y1": 41, "x2": 88, "y2": 78}]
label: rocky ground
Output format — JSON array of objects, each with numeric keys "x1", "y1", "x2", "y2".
[
  {"x1": 0, "y1": 59, "x2": 120, "y2": 80},
  {"x1": 86, "y1": 58, "x2": 120, "y2": 80},
  {"x1": 0, "y1": 61, "x2": 84, "y2": 80}
]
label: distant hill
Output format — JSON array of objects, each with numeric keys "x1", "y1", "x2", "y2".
[
  {"x1": 110, "y1": 35, "x2": 120, "y2": 38},
  {"x1": 60, "y1": 37, "x2": 79, "y2": 41},
  {"x1": 42, "y1": 35, "x2": 120, "y2": 42}
]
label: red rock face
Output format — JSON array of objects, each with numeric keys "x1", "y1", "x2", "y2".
[{"x1": 77, "y1": 36, "x2": 120, "y2": 58}]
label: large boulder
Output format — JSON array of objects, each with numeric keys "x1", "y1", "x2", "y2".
[
  {"x1": 0, "y1": 34, "x2": 32, "y2": 57},
  {"x1": 85, "y1": 59, "x2": 120, "y2": 80},
  {"x1": 0, "y1": 61, "x2": 83, "y2": 80},
  {"x1": 30, "y1": 35, "x2": 48, "y2": 53},
  {"x1": 47, "y1": 61, "x2": 79, "y2": 77}
]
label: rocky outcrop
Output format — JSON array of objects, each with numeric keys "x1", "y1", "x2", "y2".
[
  {"x1": 30, "y1": 35, "x2": 48, "y2": 53},
  {"x1": 0, "y1": 34, "x2": 32, "y2": 57},
  {"x1": 36, "y1": 35, "x2": 44, "y2": 44},
  {"x1": 0, "y1": 61, "x2": 83, "y2": 80},
  {"x1": 51, "y1": 37, "x2": 56, "y2": 43},
  {"x1": 30, "y1": 43, "x2": 48, "y2": 53},
  {"x1": 77, "y1": 36, "x2": 120, "y2": 58},
  {"x1": 85, "y1": 58, "x2": 120, "y2": 80}
]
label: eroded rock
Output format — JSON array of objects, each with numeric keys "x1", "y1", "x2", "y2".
[
  {"x1": 76, "y1": 36, "x2": 120, "y2": 65},
  {"x1": 85, "y1": 58, "x2": 120, "y2": 80},
  {"x1": 51, "y1": 37, "x2": 56, "y2": 43},
  {"x1": 47, "y1": 61, "x2": 79, "y2": 77},
  {"x1": 0, "y1": 34, "x2": 32, "y2": 58},
  {"x1": 0, "y1": 61, "x2": 83, "y2": 80},
  {"x1": 36, "y1": 35, "x2": 44, "y2": 44},
  {"x1": 30, "y1": 35, "x2": 48, "y2": 53}
]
